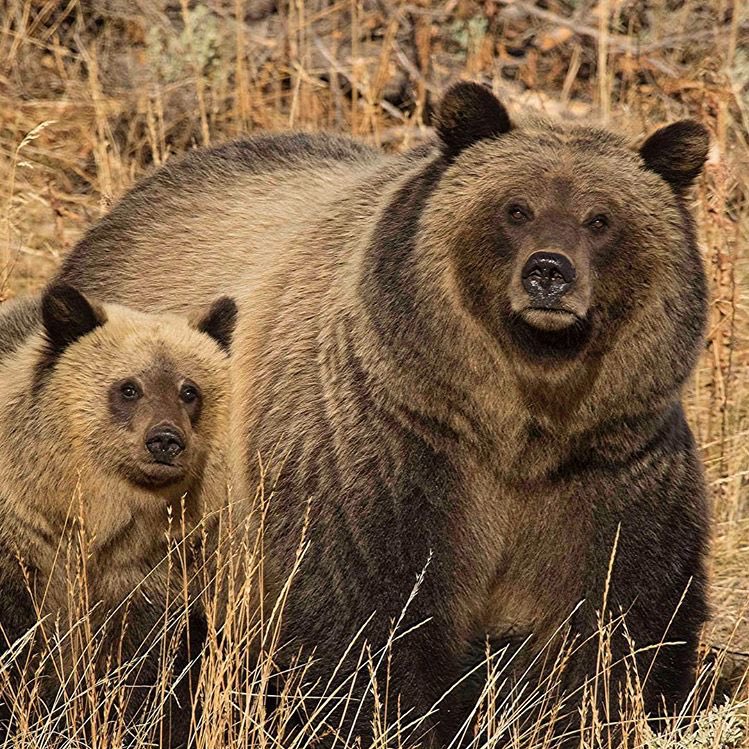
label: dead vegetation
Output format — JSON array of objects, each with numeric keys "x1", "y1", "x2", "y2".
[{"x1": 1, "y1": 0, "x2": 748, "y2": 746}]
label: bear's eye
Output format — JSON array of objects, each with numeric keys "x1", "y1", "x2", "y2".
[
  {"x1": 587, "y1": 214, "x2": 609, "y2": 233},
  {"x1": 120, "y1": 382, "x2": 141, "y2": 401},
  {"x1": 180, "y1": 383, "x2": 201, "y2": 404},
  {"x1": 508, "y1": 204, "x2": 531, "y2": 224}
]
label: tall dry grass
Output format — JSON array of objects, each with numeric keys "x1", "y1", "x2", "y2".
[
  {"x1": 0, "y1": 0, "x2": 748, "y2": 746},
  {"x1": 1, "y1": 489, "x2": 747, "y2": 749}
]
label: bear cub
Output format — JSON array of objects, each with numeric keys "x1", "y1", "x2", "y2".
[{"x1": 0, "y1": 284, "x2": 237, "y2": 747}]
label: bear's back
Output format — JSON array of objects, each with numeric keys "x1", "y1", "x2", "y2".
[{"x1": 57, "y1": 133, "x2": 387, "y2": 315}]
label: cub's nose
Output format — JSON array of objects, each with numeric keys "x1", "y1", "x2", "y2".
[
  {"x1": 521, "y1": 251, "x2": 576, "y2": 303},
  {"x1": 145, "y1": 426, "x2": 185, "y2": 464}
]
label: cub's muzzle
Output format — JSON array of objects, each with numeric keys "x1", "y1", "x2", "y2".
[
  {"x1": 145, "y1": 425, "x2": 185, "y2": 464},
  {"x1": 521, "y1": 252, "x2": 576, "y2": 306}
]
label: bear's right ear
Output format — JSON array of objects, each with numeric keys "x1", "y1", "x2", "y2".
[
  {"x1": 639, "y1": 120, "x2": 710, "y2": 191},
  {"x1": 41, "y1": 284, "x2": 106, "y2": 360},
  {"x1": 193, "y1": 296, "x2": 238, "y2": 354},
  {"x1": 435, "y1": 82, "x2": 512, "y2": 159}
]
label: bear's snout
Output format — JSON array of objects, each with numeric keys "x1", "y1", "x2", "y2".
[
  {"x1": 145, "y1": 425, "x2": 186, "y2": 464},
  {"x1": 510, "y1": 245, "x2": 592, "y2": 334},
  {"x1": 521, "y1": 251, "x2": 576, "y2": 305}
]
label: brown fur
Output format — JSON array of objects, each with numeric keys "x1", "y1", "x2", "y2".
[
  {"x1": 54, "y1": 90, "x2": 710, "y2": 745},
  {"x1": 0, "y1": 286, "x2": 235, "y2": 746},
  {"x1": 0, "y1": 294, "x2": 40, "y2": 361}
]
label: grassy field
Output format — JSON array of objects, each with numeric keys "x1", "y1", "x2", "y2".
[{"x1": 1, "y1": 0, "x2": 748, "y2": 746}]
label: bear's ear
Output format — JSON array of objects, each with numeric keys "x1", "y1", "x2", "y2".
[
  {"x1": 193, "y1": 296, "x2": 238, "y2": 354},
  {"x1": 41, "y1": 284, "x2": 106, "y2": 360},
  {"x1": 639, "y1": 120, "x2": 709, "y2": 191},
  {"x1": 435, "y1": 82, "x2": 512, "y2": 158}
]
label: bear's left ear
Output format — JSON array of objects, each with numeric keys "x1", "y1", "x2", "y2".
[
  {"x1": 435, "y1": 82, "x2": 512, "y2": 159},
  {"x1": 193, "y1": 296, "x2": 238, "y2": 354},
  {"x1": 41, "y1": 284, "x2": 107, "y2": 361},
  {"x1": 639, "y1": 120, "x2": 709, "y2": 191}
]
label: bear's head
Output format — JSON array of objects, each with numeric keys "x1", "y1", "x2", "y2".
[
  {"x1": 418, "y1": 82, "x2": 709, "y2": 415},
  {"x1": 37, "y1": 284, "x2": 237, "y2": 500}
]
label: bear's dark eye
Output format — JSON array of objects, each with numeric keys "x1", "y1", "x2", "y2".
[
  {"x1": 180, "y1": 383, "x2": 201, "y2": 404},
  {"x1": 587, "y1": 214, "x2": 609, "y2": 233},
  {"x1": 508, "y1": 204, "x2": 531, "y2": 224},
  {"x1": 120, "y1": 381, "x2": 141, "y2": 401}
]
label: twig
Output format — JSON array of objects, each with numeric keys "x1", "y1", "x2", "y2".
[
  {"x1": 312, "y1": 36, "x2": 407, "y2": 121},
  {"x1": 499, "y1": 0, "x2": 734, "y2": 54},
  {"x1": 710, "y1": 644, "x2": 749, "y2": 659},
  {"x1": 392, "y1": 40, "x2": 440, "y2": 95}
]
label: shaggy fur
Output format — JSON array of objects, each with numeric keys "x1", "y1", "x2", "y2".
[
  {"x1": 54, "y1": 84, "x2": 710, "y2": 745},
  {"x1": 0, "y1": 285, "x2": 235, "y2": 747},
  {"x1": 0, "y1": 294, "x2": 41, "y2": 360}
]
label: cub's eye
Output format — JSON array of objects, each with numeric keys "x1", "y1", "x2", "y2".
[
  {"x1": 120, "y1": 382, "x2": 141, "y2": 401},
  {"x1": 508, "y1": 204, "x2": 531, "y2": 224},
  {"x1": 180, "y1": 383, "x2": 200, "y2": 404},
  {"x1": 587, "y1": 214, "x2": 609, "y2": 233}
]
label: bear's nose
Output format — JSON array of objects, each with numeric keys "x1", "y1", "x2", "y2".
[
  {"x1": 521, "y1": 251, "x2": 576, "y2": 303},
  {"x1": 145, "y1": 426, "x2": 185, "y2": 464}
]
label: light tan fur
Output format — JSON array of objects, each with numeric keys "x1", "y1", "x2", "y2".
[{"x1": 0, "y1": 301, "x2": 230, "y2": 660}]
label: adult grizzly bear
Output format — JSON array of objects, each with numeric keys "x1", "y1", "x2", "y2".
[
  {"x1": 54, "y1": 83, "x2": 710, "y2": 745},
  {"x1": 0, "y1": 284, "x2": 236, "y2": 747}
]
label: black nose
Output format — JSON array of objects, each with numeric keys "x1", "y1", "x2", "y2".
[
  {"x1": 521, "y1": 252, "x2": 576, "y2": 302},
  {"x1": 145, "y1": 426, "x2": 185, "y2": 464}
]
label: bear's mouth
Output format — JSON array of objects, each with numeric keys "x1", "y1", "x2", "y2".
[
  {"x1": 507, "y1": 310, "x2": 592, "y2": 361},
  {"x1": 521, "y1": 307, "x2": 579, "y2": 332},
  {"x1": 131, "y1": 460, "x2": 187, "y2": 488}
]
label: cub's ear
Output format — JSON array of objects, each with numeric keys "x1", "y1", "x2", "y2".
[
  {"x1": 193, "y1": 296, "x2": 238, "y2": 354},
  {"x1": 435, "y1": 82, "x2": 512, "y2": 158},
  {"x1": 639, "y1": 120, "x2": 709, "y2": 191},
  {"x1": 41, "y1": 284, "x2": 106, "y2": 360}
]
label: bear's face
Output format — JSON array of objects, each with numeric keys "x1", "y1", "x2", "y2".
[
  {"x1": 104, "y1": 344, "x2": 214, "y2": 489},
  {"x1": 428, "y1": 83, "x2": 709, "y2": 373},
  {"x1": 38, "y1": 285, "x2": 237, "y2": 501}
]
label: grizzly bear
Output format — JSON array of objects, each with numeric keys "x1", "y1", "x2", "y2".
[
  {"x1": 0, "y1": 284, "x2": 236, "y2": 747},
  {"x1": 52, "y1": 83, "x2": 710, "y2": 745}
]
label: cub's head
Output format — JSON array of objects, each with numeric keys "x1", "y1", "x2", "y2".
[
  {"x1": 424, "y1": 82, "x2": 709, "y2": 403},
  {"x1": 38, "y1": 284, "x2": 236, "y2": 495}
]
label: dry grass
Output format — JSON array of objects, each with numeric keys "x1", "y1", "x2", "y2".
[
  {"x1": 1, "y1": 0, "x2": 748, "y2": 746},
  {"x1": 2, "y1": 496, "x2": 748, "y2": 749}
]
